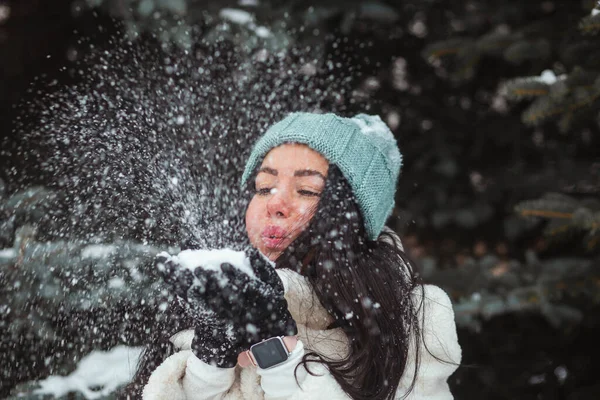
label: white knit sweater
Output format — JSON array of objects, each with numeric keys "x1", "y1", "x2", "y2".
[{"x1": 142, "y1": 265, "x2": 462, "y2": 400}]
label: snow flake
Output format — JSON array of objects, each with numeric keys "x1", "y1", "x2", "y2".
[
  {"x1": 0, "y1": 5, "x2": 10, "y2": 23},
  {"x1": 107, "y1": 277, "x2": 125, "y2": 289},
  {"x1": 0, "y1": 248, "x2": 16, "y2": 259},
  {"x1": 539, "y1": 69, "x2": 558, "y2": 84},
  {"x1": 81, "y1": 244, "x2": 117, "y2": 259},
  {"x1": 254, "y1": 26, "x2": 272, "y2": 38},
  {"x1": 219, "y1": 8, "x2": 254, "y2": 25}
]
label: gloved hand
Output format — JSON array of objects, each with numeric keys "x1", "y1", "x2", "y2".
[
  {"x1": 155, "y1": 249, "x2": 297, "y2": 368},
  {"x1": 155, "y1": 252, "x2": 201, "y2": 317},
  {"x1": 190, "y1": 305, "x2": 244, "y2": 368},
  {"x1": 155, "y1": 253, "x2": 243, "y2": 368},
  {"x1": 198, "y1": 248, "x2": 297, "y2": 346}
]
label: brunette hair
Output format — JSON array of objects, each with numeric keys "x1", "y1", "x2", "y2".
[
  {"x1": 122, "y1": 165, "x2": 427, "y2": 399},
  {"x1": 275, "y1": 165, "x2": 423, "y2": 400}
]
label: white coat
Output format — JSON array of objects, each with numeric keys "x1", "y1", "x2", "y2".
[{"x1": 143, "y1": 234, "x2": 462, "y2": 399}]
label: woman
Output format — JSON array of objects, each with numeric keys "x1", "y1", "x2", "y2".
[{"x1": 125, "y1": 112, "x2": 461, "y2": 399}]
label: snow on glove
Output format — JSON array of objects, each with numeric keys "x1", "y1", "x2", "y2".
[
  {"x1": 190, "y1": 308, "x2": 244, "y2": 368},
  {"x1": 155, "y1": 249, "x2": 297, "y2": 366},
  {"x1": 155, "y1": 253, "x2": 194, "y2": 298},
  {"x1": 155, "y1": 252, "x2": 205, "y2": 318},
  {"x1": 155, "y1": 252, "x2": 244, "y2": 368},
  {"x1": 197, "y1": 248, "x2": 297, "y2": 346}
]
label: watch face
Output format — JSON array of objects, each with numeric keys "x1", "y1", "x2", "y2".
[{"x1": 250, "y1": 337, "x2": 289, "y2": 369}]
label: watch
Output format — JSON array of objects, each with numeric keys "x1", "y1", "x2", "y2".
[{"x1": 246, "y1": 336, "x2": 296, "y2": 369}]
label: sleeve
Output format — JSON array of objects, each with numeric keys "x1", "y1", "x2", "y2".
[
  {"x1": 398, "y1": 284, "x2": 462, "y2": 400},
  {"x1": 256, "y1": 340, "x2": 308, "y2": 400},
  {"x1": 182, "y1": 354, "x2": 236, "y2": 399}
]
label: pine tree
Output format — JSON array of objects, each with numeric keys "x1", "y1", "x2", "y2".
[
  {"x1": 423, "y1": 1, "x2": 600, "y2": 250},
  {"x1": 423, "y1": 1, "x2": 600, "y2": 133}
]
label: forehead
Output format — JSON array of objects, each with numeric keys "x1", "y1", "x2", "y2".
[{"x1": 260, "y1": 143, "x2": 329, "y2": 172}]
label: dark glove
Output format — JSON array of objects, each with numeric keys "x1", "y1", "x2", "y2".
[
  {"x1": 191, "y1": 308, "x2": 243, "y2": 368},
  {"x1": 155, "y1": 249, "x2": 297, "y2": 368},
  {"x1": 198, "y1": 249, "x2": 297, "y2": 346},
  {"x1": 155, "y1": 253, "x2": 243, "y2": 368}
]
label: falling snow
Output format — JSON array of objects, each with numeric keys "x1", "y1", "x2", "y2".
[{"x1": 1, "y1": 16, "x2": 361, "y2": 397}]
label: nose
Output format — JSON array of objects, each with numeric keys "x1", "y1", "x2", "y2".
[{"x1": 266, "y1": 189, "x2": 291, "y2": 218}]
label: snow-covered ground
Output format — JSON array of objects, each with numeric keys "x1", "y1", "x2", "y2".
[{"x1": 32, "y1": 346, "x2": 143, "y2": 399}]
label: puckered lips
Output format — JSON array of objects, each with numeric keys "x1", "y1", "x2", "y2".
[{"x1": 261, "y1": 225, "x2": 288, "y2": 248}]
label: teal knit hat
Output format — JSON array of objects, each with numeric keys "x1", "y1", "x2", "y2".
[{"x1": 241, "y1": 112, "x2": 402, "y2": 240}]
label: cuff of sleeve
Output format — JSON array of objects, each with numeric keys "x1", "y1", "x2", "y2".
[
  {"x1": 256, "y1": 340, "x2": 307, "y2": 397},
  {"x1": 182, "y1": 354, "x2": 237, "y2": 399},
  {"x1": 187, "y1": 353, "x2": 236, "y2": 382}
]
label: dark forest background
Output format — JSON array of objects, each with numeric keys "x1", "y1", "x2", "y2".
[{"x1": 1, "y1": 0, "x2": 599, "y2": 399}]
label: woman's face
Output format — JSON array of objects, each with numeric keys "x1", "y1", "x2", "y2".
[{"x1": 245, "y1": 143, "x2": 329, "y2": 261}]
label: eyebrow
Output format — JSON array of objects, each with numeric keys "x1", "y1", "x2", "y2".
[{"x1": 258, "y1": 167, "x2": 326, "y2": 181}]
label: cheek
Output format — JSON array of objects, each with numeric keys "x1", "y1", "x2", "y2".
[
  {"x1": 296, "y1": 203, "x2": 313, "y2": 218},
  {"x1": 289, "y1": 199, "x2": 319, "y2": 233}
]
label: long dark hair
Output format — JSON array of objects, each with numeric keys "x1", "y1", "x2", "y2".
[
  {"x1": 275, "y1": 165, "x2": 422, "y2": 400},
  {"x1": 122, "y1": 165, "x2": 425, "y2": 399}
]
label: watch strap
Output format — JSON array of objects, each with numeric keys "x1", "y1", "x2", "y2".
[
  {"x1": 282, "y1": 336, "x2": 297, "y2": 353},
  {"x1": 245, "y1": 349, "x2": 257, "y2": 367}
]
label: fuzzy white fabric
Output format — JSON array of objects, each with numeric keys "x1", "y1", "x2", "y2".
[
  {"x1": 143, "y1": 350, "x2": 190, "y2": 400},
  {"x1": 143, "y1": 238, "x2": 461, "y2": 399}
]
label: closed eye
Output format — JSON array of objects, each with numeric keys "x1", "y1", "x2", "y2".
[
  {"x1": 256, "y1": 188, "x2": 272, "y2": 196},
  {"x1": 299, "y1": 190, "x2": 320, "y2": 197}
]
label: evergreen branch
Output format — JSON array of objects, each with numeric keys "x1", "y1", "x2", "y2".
[
  {"x1": 503, "y1": 39, "x2": 551, "y2": 65},
  {"x1": 513, "y1": 88, "x2": 550, "y2": 98},
  {"x1": 579, "y1": 13, "x2": 600, "y2": 35},
  {"x1": 518, "y1": 209, "x2": 574, "y2": 219},
  {"x1": 586, "y1": 232, "x2": 600, "y2": 250},
  {"x1": 475, "y1": 31, "x2": 518, "y2": 57},
  {"x1": 522, "y1": 96, "x2": 568, "y2": 125},
  {"x1": 516, "y1": 194, "x2": 600, "y2": 251},
  {"x1": 573, "y1": 208, "x2": 600, "y2": 231},
  {"x1": 564, "y1": 67, "x2": 599, "y2": 88},
  {"x1": 522, "y1": 84, "x2": 600, "y2": 126},
  {"x1": 515, "y1": 194, "x2": 579, "y2": 225},
  {"x1": 544, "y1": 223, "x2": 578, "y2": 239},
  {"x1": 515, "y1": 193, "x2": 580, "y2": 216},
  {"x1": 548, "y1": 80, "x2": 570, "y2": 99},
  {"x1": 557, "y1": 111, "x2": 574, "y2": 133},
  {"x1": 454, "y1": 276, "x2": 597, "y2": 330},
  {"x1": 501, "y1": 77, "x2": 550, "y2": 100},
  {"x1": 451, "y1": 48, "x2": 481, "y2": 82},
  {"x1": 560, "y1": 41, "x2": 600, "y2": 67},
  {"x1": 421, "y1": 38, "x2": 474, "y2": 63}
]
